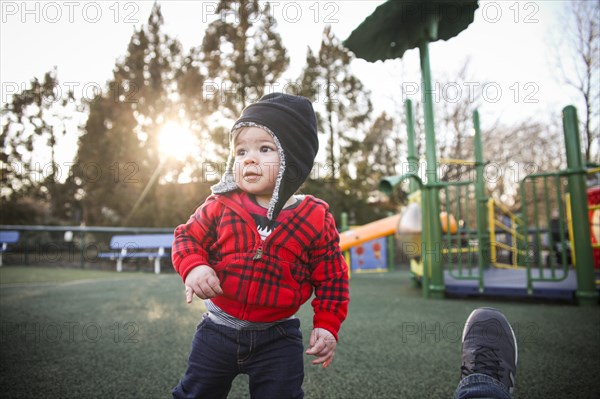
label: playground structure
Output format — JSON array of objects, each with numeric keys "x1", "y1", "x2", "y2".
[
  {"x1": 338, "y1": 200, "x2": 457, "y2": 275},
  {"x1": 401, "y1": 103, "x2": 599, "y2": 303},
  {"x1": 341, "y1": 0, "x2": 598, "y2": 305},
  {"x1": 337, "y1": 100, "x2": 599, "y2": 304}
]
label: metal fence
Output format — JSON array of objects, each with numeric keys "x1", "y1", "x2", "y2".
[{"x1": 0, "y1": 225, "x2": 175, "y2": 271}]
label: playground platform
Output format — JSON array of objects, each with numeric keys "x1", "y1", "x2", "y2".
[{"x1": 444, "y1": 268, "x2": 581, "y2": 300}]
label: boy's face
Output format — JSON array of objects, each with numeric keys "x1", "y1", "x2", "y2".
[{"x1": 233, "y1": 127, "x2": 281, "y2": 202}]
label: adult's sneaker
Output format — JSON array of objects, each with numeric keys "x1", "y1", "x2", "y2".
[{"x1": 460, "y1": 307, "x2": 518, "y2": 394}]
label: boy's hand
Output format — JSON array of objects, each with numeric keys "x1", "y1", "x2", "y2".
[
  {"x1": 305, "y1": 328, "x2": 337, "y2": 369},
  {"x1": 184, "y1": 265, "x2": 223, "y2": 303}
]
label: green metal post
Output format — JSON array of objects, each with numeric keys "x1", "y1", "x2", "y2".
[
  {"x1": 473, "y1": 110, "x2": 488, "y2": 292},
  {"x1": 419, "y1": 41, "x2": 444, "y2": 299},
  {"x1": 421, "y1": 189, "x2": 430, "y2": 298},
  {"x1": 340, "y1": 212, "x2": 349, "y2": 233},
  {"x1": 340, "y1": 212, "x2": 350, "y2": 273},
  {"x1": 455, "y1": 186, "x2": 464, "y2": 275},
  {"x1": 554, "y1": 175, "x2": 568, "y2": 269},
  {"x1": 387, "y1": 212, "x2": 395, "y2": 272},
  {"x1": 405, "y1": 100, "x2": 419, "y2": 194},
  {"x1": 562, "y1": 106, "x2": 598, "y2": 305},
  {"x1": 531, "y1": 183, "x2": 543, "y2": 270}
]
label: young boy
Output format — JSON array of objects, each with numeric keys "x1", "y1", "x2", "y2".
[{"x1": 171, "y1": 93, "x2": 350, "y2": 399}]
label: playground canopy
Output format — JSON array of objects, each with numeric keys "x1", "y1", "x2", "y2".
[{"x1": 343, "y1": 0, "x2": 479, "y2": 62}]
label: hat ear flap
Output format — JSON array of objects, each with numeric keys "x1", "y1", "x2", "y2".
[
  {"x1": 211, "y1": 127, "x2": 245, "y2": 194},
  {"x1": 265, "y1": 132, "x2": 286, "y2": 221},
  {"x1": 211, "y1": 149, "x2": 238, "y2": 194}
]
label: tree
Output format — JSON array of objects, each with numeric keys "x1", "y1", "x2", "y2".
[
  {"x1": 1, "y1": 69, "x2": 81, "y2": 224},
  {"x1": 74, "y1": 93, "x2": 140, "y2": 225},
  {"x1": 201, "y1": 0, "x2": 289, "y2": 123},
  {"x1": 557, "y1": 1, "x2": 599, "y2": 162},
  {"x1": 435, "y1": 60, "x2": 485, "y2": 181},
  {"x1": 354, "y1": 112, "x2": 400, "y2": 198},
  {"x1": 74, "y1": 4, "x2": 187, "y2": 226},
  {"x1": 482, "y1": 120, "x2": 564, "y2": 211},
  {"x1": 398, "y1": 57, "x2": 569, "y2": 216},
  {"x1": 176, "y1": 46, "x2": 213, "y2": 164},
  {"x1": 297, "y1": 25, "x2": 373, "y2": 185}
]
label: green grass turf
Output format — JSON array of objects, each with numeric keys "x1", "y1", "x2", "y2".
[
  {"x1": 0, "y1": 266, "x2": 139, "y2": 285},
  {"x1": 0, "y1": 267, "x2": 599, "y2": 398}
]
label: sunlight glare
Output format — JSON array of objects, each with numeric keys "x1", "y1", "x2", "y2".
[{"x1": 158, "y1": 121, "x2": 196, "y2": 159}]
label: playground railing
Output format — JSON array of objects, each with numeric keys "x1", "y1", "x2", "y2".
[
  {"x1": 520, "y1": 171, "x2": 573, "y2": 291},
  {"x1": 487, "y1": 198, "x2": 528, "y2": 269},
  {"x1": 565, "y1": 193, "x2": 576, "y2": 266},
  {"x1": 439, "y1": 180, "x2": 482, "y2": 283}
]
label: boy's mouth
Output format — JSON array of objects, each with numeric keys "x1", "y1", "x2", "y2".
[
  {"x1": 241, "y1": 164, "x2": 263, "y2": 182},
  {"x1": 243, "y1": 172, "x2": 261, "y2": 182}
]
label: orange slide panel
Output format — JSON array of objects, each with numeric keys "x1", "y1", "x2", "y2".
[{"x1": 339, "y1": 214, "x2": 401, "y2": 252}]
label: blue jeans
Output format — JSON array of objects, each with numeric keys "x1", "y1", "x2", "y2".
[
  {"x1": 173, "y1": 315, "x2": 304, "y2": 399},
  {"x1": 454, "y1": 374, "x2": 512, "y2": 399}
]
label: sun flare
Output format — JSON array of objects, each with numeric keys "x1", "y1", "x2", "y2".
[{"x1": 158, "y1": 121, "x2": 196, "y2": 159}]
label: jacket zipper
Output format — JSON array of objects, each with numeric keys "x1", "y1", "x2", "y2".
[
  {"x1": 215, "y1": 194, "x2": 274, "y2": 320},
  {"x1": 216, "y1": 196, "x2": 270, "y2": 261},
  {"x1": 253, "y1": 239, "x2": 265, "y2": 260}
]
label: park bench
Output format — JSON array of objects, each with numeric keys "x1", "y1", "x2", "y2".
[
  {"x1": 0, "y1": 230, "x2": 20, "y2": 267},
  {"x1": 98, "y1": 234, "x2": 173, "y2": 274}
]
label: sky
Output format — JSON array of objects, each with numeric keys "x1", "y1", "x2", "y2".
[{"x1": 0, "y1": 0, "x2": 590, "y2": 165}]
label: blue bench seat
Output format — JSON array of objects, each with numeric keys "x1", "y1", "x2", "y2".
[
  {"x1": 98, "y1": 234, "x2": 173, "y2": 274},
  {"x1": 0, "y1": 230, "x2": 20, "y2": 267}
]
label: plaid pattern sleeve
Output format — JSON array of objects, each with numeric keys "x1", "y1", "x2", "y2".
[
  {"x1": 310, "y1": 210, "x2": 350, "y2": 341},
  {"x1": 171, "y1": 195, "x2": 221, "y2": 281}
]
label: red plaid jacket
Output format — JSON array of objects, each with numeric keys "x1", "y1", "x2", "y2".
[{"x1": 172, "y1": 191, "x2": 349, "y2": 340}]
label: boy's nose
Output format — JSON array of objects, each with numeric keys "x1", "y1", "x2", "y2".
[{"x1": 243, "y1": 154, "x2": 258, "y2": 165}]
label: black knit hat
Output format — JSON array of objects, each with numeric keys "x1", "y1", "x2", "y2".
[{"x1": 211, "y1": 92, "x2": 319, "y2": 221}]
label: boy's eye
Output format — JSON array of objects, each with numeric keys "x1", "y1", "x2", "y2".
[
  {"x1": 260, "y1": 145, "x2": 275, "y2": 152},
  {"x1": 236, "y1": 148, "x2": 247, "y2": 156}
]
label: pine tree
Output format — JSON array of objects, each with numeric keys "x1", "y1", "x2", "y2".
[
  {"x1": 73, "y1": 4, "x2": 187, "y2": 226},
  {"x1": 74, "y1": 93, "x2": 140, "y2": 225},
  {"x1": 201, "y1": 0, "x2": 289, "y2": 122},
  {"x1": 355, "y1": 112, "x2": 399, "y2": 194},
  {"x1": 1, "y1": 69, "x2": 80, "y2": 223},
  {"x1": 176, "y1": 46, "x2": 212, "y2": 162},
  {"x1": 297, "y1": 26, "x2": 373, "y2": 184}
]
